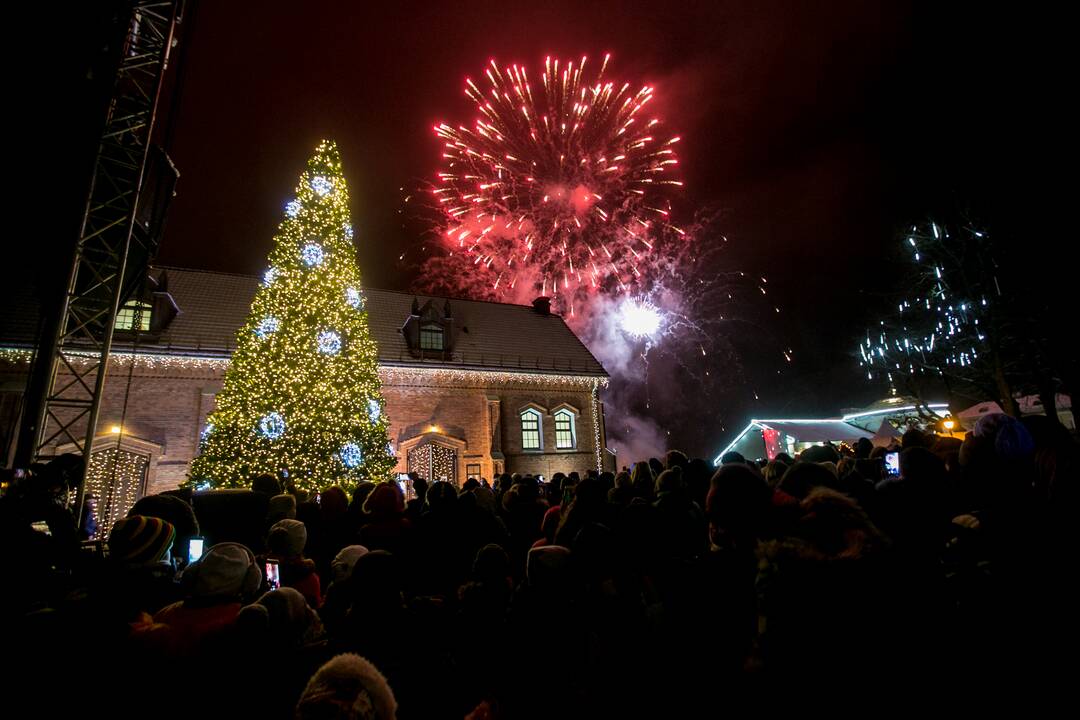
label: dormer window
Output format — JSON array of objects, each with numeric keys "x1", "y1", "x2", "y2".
[
  {"x1": 116, "y1": 301, "x2": 152, "y2": 331},
  {"x1": 403, "y1": 298, "x2": 454, "y2": 357},
  {"x1": 420, "y1": 323, "x2": 444, "y2": 351}
]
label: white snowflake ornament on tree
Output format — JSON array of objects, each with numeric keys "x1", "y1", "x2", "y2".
[
  {"x1": 301, "y1": 243, "x2": 324, "y2": 267},
  {"x1": 255, "y1": 316, "x2": 280, "y2": 339},
  {"x1": 346, "y1": 287, "x2": 363, "y2": 309},
  {"x1": 310, "y1": 176, "x2": 333, "y2": 196},
  {"x1": 317, "y1": 330, "x2": 342, "y2": 355},
  {"x1": 259, "y1": 412, "x2": 286, "y2": 440},
  {"x1": 340, "y1": 442, "x2": 363, "y2": 468}
]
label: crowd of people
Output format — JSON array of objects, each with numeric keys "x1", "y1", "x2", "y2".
[{"x1": 1, "y1": 410, "x2": 1076, "y2": 717}]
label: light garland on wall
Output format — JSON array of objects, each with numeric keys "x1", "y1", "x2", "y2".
[
  {"x1": 0, "y1": 347, "x2": 611, "y2": 387},
  {"x1": 0, "y1": 347, "x2": 231, "y2": 371},
  {"x1": 590, "y1": 380, "x2": 603, "y2": 473},
  {"x1": 379, "y1": 365, "x2": 609, "y2": 389}
]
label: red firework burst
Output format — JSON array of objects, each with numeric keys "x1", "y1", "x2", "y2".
[{"x1": 429, "y1": 55, "x2": 684, "y2": 311}]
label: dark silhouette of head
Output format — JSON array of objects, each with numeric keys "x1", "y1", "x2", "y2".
[{"x1": 251, "y1": 474, "x2": 281, "y2": 496}]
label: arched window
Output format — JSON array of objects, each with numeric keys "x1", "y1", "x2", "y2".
[
  {"x1": 520, "y1": 408, "x2": 542, "y2": 450},
  {"x1": 420, "y1": 323, "x2": 444, "y2": 350},
  {"x1": 554, "y1": 408, "x2": 576, "y2": 449},
  {"x1": 116, "y1": 301, "x2": 152, "y2": 331}
]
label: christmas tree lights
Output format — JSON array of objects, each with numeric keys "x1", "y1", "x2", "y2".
[
  {"x1": 857, "y1": 219, "x2": 1007, "y2": 404},
  {"x1": 189, "y1": 140, "x2": 395, "y2": 490}
]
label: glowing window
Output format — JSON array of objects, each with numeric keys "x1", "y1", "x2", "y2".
[
  {"x1": 521, "y1": 409, "x2": 542, "y2": 450},
  {"x1": 555, "y1": 409, "x2": 576, "y2": 449},
  {"x1": 116, "y1": 301, "x2": 151, "y2": 331},
  {"x1": 420, "y1": 323, "x2": 444, "y2": 350}
]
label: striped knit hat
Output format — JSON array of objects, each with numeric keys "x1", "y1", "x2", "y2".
[{"x1": 108, "y1": 515, "x2": 176, "y2": 565}]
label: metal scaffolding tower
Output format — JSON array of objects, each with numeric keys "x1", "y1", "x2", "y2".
[{"x1": 14, "y1": 1, "x2": 181, "y2": 521}]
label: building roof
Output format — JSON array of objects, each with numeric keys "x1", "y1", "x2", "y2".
[
  {"x1": 715, "y1": 418, "x2": 875, "y2": 464},
  {"x1": 1, "y1": 266, "x2": 607, "y2": 377},
  {"x1": 754, "y1": 419, "x2": 875, "y2": 443}
]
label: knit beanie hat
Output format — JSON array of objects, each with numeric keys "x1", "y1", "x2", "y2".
[
  {"x1": 237, "y1": 587, "x2": 324, "y2": 646},
  {"x1": 990, "y1": 415, "x2": 1035, "y2": 460},
  {"x1": 182, "y1": 542, "x2": 259, "y2": 599},
  {"x1": 267, "y1": 493, "x2": 297, "y2": 523},
  {"x1": 363, "y1": 482, "x2": 405, "y2": 516},
  {"x1": 968, "y1": 412, "x2": 1036, "y2": 463},
  {"x1": 331, "y1": 545, "x2": 370, "y2": 583},
  {"x1": 526, "y1": 545, "x2": 572, "y2": 591},
  {"x1": 108, "y1": 515, "x2": 176, "y2": 565},
  {"x1": 129, "y1": 494, "x2": 199, "y2": 541},
  {"x1": 471, "y1": 485, "x2": 496, "y2": 512},
  {"x1": 268, "y1": 518, "x2": 307, "y2": 558},
  {"x1": 655, "y1": 465, "x2": 684, "y2": 494},
  {"x1": 296, "y1": 653, "x2": 398, "y2": 720}
]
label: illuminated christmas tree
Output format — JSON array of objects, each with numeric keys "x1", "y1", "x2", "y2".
[
  {"x1": 858, "y1": 219, "x2": 1021, "y2": 415},
  {"x1": 190, "y1": 140, "x2": 395, "y2": 490}
]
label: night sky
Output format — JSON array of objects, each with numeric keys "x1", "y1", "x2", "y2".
[{"x1": 21, "y1": 1, "x2": 1061, "y2": 458}]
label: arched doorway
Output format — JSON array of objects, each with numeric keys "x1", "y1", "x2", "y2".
[
  {"x1": 407, "y1": 442, "x2": 458, "y2": 486},
  {"x1": 86, "y1": 446, "x2": 150, "y2": 539},
  {"x1": 58, "y1": 433, "x2": 161, "y2": 540},
  {"x1": 399, "y1": 430, "x2": 467, "y2": 488}
]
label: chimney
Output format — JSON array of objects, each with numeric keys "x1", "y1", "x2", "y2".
[{"x1": 531, "y1": 296, "x2": 551, "y2": 316}]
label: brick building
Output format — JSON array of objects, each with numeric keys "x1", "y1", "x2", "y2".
[{"x1": 1, "y1": 267, "x2": 609, "y2": 508}]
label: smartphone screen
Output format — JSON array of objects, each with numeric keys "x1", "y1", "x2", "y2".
[
  {"x1": 265, "y1": 560, "x2": 280, "y2": 590},
  {"x1": 188, "y1": 537, "x2": 205, "y2": 564},
  {"x1": 885, "y1": 452, "x2": 900, "y2": 476}
]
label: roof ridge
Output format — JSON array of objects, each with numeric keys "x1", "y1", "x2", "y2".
[
  {"x1": 154, "y1": 265, "x2": 263, "y2": 280},
  {"x1": 159, "y1": 266, "x2": 557, "y2": 312}
]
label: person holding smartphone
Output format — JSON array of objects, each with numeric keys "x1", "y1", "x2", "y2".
[
  {"x1": 264, "y1": 558, "x2": 281, "y2": 590},
  {"x1": 188, "y1": 536, "x2": 205, "y2": 565},
  {"x1": 259, "y1": 519, "x2": 322, "y2": 608},
  {"x1": 884, "y1": 451, "x2": 901, "y2": 477},
  {"x1": 152, "y1": 543, "x2": 262, "y2": 655}
]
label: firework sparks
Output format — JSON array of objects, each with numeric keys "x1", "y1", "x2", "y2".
[
  {"x1": 428, "y1": 55, "x2": 684, "y2": 307},
  {"x1": 619, "y1": 298, "x2": 663, "y2": 338},
  {"x1": 412, "y1": 55, "x2": 788, "y2": 443}
]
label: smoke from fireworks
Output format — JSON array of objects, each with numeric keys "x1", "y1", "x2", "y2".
[{"x1": 426, "y1": 55, "x2": 684, "y2": 315}]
